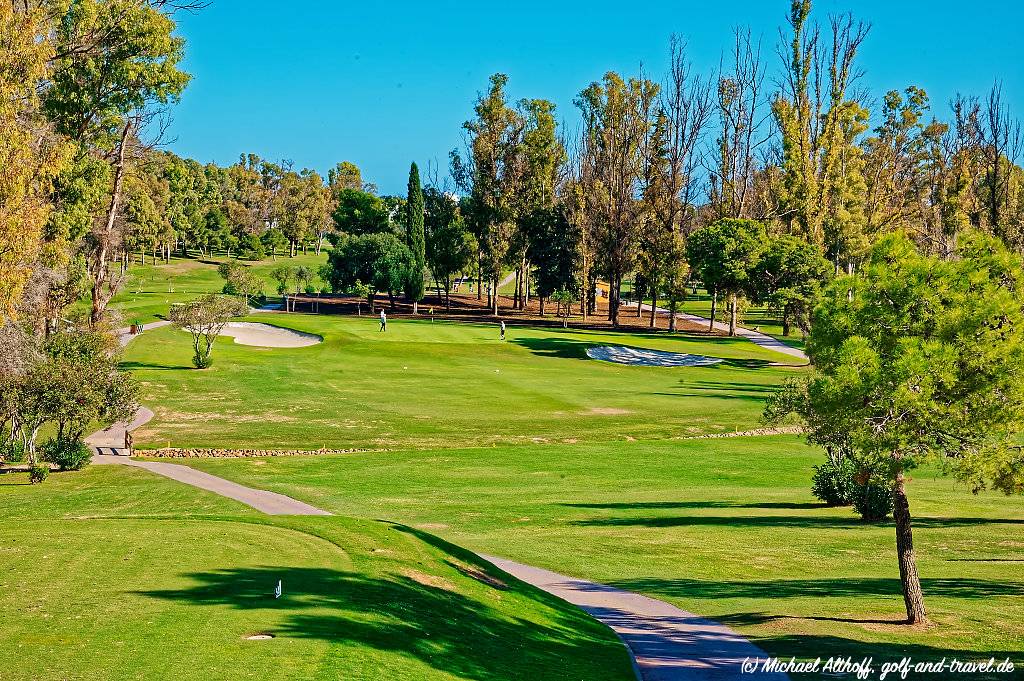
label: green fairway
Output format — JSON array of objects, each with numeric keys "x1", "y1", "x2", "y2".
[
  {"x1": 92, "y1": 252, "x2": 329, "y2": 325},
  {"x1": 0, "y1": 466, "x2": 633, "y2": 681},
  {"x1": 124, "y1": 314, "x2": 803, "y2": 451},
  {"x1": 180, "y1": 437, "x2": 1024, "y2": 674}
]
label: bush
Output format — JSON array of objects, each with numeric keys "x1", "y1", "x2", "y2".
[
  {"x1": 40, "y1": 437, "x2": 92, "y2": 471},
  {"x1": 1, "y1": 439, "x2": 26, "y2": 463},
  {"x1": 852, "y1": 473, "x2": 895, "y2": 522},
  {"x1": 192, "y1": 351, "x2": 213, "y2": 369},
  {"x1": 29, "y1": 464, "x2": 49, "y2": 484},
  {"x1": 811, "y1": 457, "x2": 856, "y2": 506}
]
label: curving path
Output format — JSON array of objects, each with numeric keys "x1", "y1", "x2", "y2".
[
  {"x1": 625, "y1": 302, "x2": 807, "y2": 362},
  {"x1": 90, "y1": 319, "x2": 788, "y2": 679}
]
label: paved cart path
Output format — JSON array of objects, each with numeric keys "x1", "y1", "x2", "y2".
[{"x1": 625, "y1": 301, "x2": 807, "y2": 361}]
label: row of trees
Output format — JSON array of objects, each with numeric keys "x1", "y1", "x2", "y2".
[{"x1": 434, "y1": 1, "x2": 1022, "y2": 331}]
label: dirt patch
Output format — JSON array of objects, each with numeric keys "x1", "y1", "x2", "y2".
[
  {"x1": 450, "y1": 560, "x2": 508, "y2": 590},
  {"x1": 415, "y1": 522, "x2": 449, "y2": 530},
  {"x1": 585, "y1": 407, "x2": 631, "y2": 416},
  {"x1": 401, "y1": 568, "x2": 457, "y2": 592}
]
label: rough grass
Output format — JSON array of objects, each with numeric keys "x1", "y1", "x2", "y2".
[{"x1": 0, "y1": 465, "x2": 633, "y2": 681}]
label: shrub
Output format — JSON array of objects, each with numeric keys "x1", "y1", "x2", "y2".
[
  {"x1": 1, "y1": 439, "x2": 26, "y2": 463},
  {"x1": 852, "y1": 473, "x2": 895, "y2": 521},
  {"x1": 192, "y1": 351, "x2": 213, "y2": 369},
  {"x1": 29, "y1": 464, "x2": 49, "y2": 484},
  {"x1": 810, "y1": 456, "x2": 855, "y2": 506},
  {"x1": 40, "y1": 437, "x2": 92, "y2": 471}
]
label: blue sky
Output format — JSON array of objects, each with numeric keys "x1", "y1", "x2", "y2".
[{"x1": 165, "y1": 1, "x2": 1024, "y2": 195}]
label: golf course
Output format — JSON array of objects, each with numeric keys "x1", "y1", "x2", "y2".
[
  {"x1": 4, "y1": 0, "x2": 1024, "y2": 678},
  {"x1": 4, "y1": 253, "x2": 1024, "y2": 680}
]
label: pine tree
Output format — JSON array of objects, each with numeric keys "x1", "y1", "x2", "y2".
[{"x1": 404, "y1": 162, "x2": 426, "y2": 313}]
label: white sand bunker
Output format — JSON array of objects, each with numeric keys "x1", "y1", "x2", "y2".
[
  {"x1": 586, "y1": 345, "x2": 722, "y2": 367},
  {"x1": 219, "y1": 322, "x2": 321, "y2": 348}
]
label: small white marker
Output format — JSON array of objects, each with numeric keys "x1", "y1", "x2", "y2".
[{"x1": 274, "y1": 580, "x2": 282, "y2": 599}]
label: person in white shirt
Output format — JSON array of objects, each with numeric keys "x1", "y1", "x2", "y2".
[
  {"x1": 379, "y1": 309, "x2": 387, "y2": 332},
  {"x1": 500, "y1": 320, "x2": 506, "y2": 341}
]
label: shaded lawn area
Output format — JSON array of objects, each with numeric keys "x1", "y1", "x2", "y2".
[
  {"x1": 124, "y1": 314, "x2": 804, "y2": 450},
  {"x1": 0, "y1": 466, "x2": 633, "y2": 681},
  {"x1": 180, "y1": 436, "x2": 1024, "y2": 676},
  {"x1": 80, "y1": 252, "x2": 329, "y2": 325}
]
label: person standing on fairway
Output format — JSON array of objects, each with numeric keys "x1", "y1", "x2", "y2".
[
  {"x1": 379, "y1": 309, "x2": 387, "y2": 332},
  {"x1": 500, "y1": 320, "x2": 506, "y2": 341}
]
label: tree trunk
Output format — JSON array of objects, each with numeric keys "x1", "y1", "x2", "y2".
[
  {"x1": 668, "y1": 296, "x2": 678, "y2": 332},
  {"x1": 476, "y1": 252, "x2": 482, "y2": 300},
  {"x1": 90, "y1": 122, "x2": 131, "y2": 328},
  {"x1": 782, "y1": 304, "x2": 791, "y2": 337},
  {"x1": 539, "y1": 296, "x2": 545, "y2": 317},
  {"x1": 413, "y1": 300, "x2": 418, "y2": 314},
  {"x1": 650, "y1": 288, "x2": 658, "y2": 328},
  {"x1": 709, "y1": 289, "x2": 717, "y2": 332},
  {"x1": 492, "y1": 278, "x2": 499, "y2": 315},
  {"x1": 729, "y1": 292, "x2": 738, "y2": 336},
  {"x1": 894, "y1": 469, "x2": 928, "y2": 624}
]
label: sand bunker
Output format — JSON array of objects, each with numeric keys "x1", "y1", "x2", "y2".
[
  {"x1": 214, "y1": 322, "x2": 321, "y2": 348},
  {"x1": 586, "y1": 345, "x2": 722, "y2": 367}
]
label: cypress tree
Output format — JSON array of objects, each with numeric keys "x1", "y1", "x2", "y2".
[{"x1": 404, "y1": 162, "x2": 426, "y2": 312}]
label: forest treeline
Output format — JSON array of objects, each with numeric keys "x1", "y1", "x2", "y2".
[{"x1": 2, "y1": 0, "x2": 1022, "y2": 339}]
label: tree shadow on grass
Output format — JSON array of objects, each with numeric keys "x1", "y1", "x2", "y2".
[
  {"x1": 138, "y1": 538, "x2": 628, "y2": 681},
  {"x1": 606, "y1": 576, "x2": 1024, "y2": 601},
  {"x1": 561, "y1": 501, "x2": 830, "y2": 510},
  {"x1": 119, "y1": 360, "x2": 189, "y2": 371},
  {"x1": 511, "y1": 336, "x2": 592, "y2": 360},
  {"x1": 569, "y1": 514, "x2": 1024, "y2": 530}
]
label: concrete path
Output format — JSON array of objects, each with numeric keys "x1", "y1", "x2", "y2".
[
  {"x1": 85, "y1": 406, "x2": 155, "y2": 456},
  {"x1": 625, "y1": 302, "x2": 807, "y2": 362},
  {"x1": 115, "y1": 320, "x2": 171, "y2": 347},
  {"x1": 93, "y1": 455, "x2": 331, "y2": 515},
  {"x1": 485, "y1": 556, "x2": 787, "y2": 681}
]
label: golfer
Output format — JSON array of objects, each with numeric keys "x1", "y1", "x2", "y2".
[
  {"x1": 379, "y1": 309, "x2": 387, "y2": 332},
  {"x1": 500, "y1": 320, "x2": 506, "y2": 341}
]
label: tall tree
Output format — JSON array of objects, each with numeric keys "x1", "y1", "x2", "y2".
[
  {"x1": 404, "y1": 162, "x2": 426, "y2": 312},
  {"x1": 0, "y1": 3, "x2": 68, "y2": 321},
  {"x1": 44, "y1": 0, "x2": 191, "y2": 327},
  {"x1": 452, "y1": 74, "x2": 525, "y2": 316},
  {"x1": 576, "y1": 71, "x2": 659, "y2": 326},
  {"x1": 772, "y1": 0, "x2": 870, "y2": 270},
  {"x1": 768, "y1": 232, "x2": 1024, "y2": 624}
]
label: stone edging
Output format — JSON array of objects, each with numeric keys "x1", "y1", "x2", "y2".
[
  {"x1": 682, "y1": 425, "x2": 805, "y2": 439},
  {"x1": 142, "y1": 447, "x2": 383, "y2": 458}
]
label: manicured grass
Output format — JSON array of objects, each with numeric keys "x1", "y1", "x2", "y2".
[
  {"x1": 123, "y1": 314, "x2": 804, "y2": 450},
  {"x1": 181, "y1": 437, "x2": 1024, "y2": 676},
  {"x1": 0, "y1": 466, "x2": 633, "y2": 681},
  {"x1": 93, "y1": 251, "x2": 329, "y2": 324}
]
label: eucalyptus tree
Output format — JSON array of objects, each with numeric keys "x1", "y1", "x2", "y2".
[
  {"x1": 452, "y1": 73, "x2": 526, "y2": 315},
  {"x1": 576, "y1": 71, "x2": 659, "y2": 326},
  {"x1": 43, "y1": 0, "x2": 191, "y2": 327}
]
